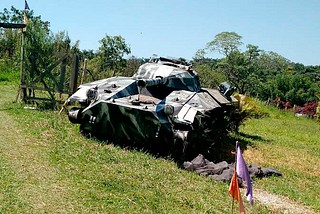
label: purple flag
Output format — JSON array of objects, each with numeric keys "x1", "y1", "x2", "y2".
[
  {"x1": 25, "y1": 0, "x2": 30, "y2": 10},
  {"x1": 236, "y1": 141, "x2": 254, "y2": 206}
]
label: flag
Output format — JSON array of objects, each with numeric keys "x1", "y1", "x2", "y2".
[
  {"x1": 229, "y1": 170, "x2": 246, "y2": 214},
  {"x1": 24, "y1": 0, "x2": 30, "y2": 26},
  {"x1": 236, "y1": 141, "x2": 254, "y2": 206},
  {"x1": 25, "y1": 0, "x2": 30, "y2": 10}
]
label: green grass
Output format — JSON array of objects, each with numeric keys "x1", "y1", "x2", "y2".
[
  {"x1": 1, "y1": 101, "x2": 272, "y2": 213},
  {"x1": 0, "y1": 68, "x2": 20, "y2": 84},
  {"x1": 239, "y1": 105, "x2": 320, "y2": 210},
  {"x1": 0, "y1": 75, "x2": 319, "y2": 213}
]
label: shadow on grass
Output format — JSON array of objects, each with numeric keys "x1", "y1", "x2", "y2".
[
  {"x1": 82, "y1": 130, "x2": 259, "y2": 167},
  {"x1": 238, "y1": 132, "x2": 268, "y2": 142}
]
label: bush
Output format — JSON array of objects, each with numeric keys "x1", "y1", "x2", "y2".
[{"x1": 231, "y1": 93, "x2": 268, "y2": 132}]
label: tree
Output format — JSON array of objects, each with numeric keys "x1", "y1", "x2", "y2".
[
  {"x1": 53, "y1": 31, "x2": 71, "y2": 53},
  {"x1": 292, "y1": 63, "x2": 305, "y2": 74},
  {"x1": 0, "y1": 7, "x2": 26, "y2": 59},
  {"x1": 194, "y1": 49, "x2": 206, "y2": 61},
  {"x1": 215, "y1": 44, "x2": 261, "y2": 94},
  {"x1": 122, "y1": 56, "x2": 141, "y2": 77},
  {"x1": 80, "y1": 49, "x2": 97, "y2": 60},
  {"x1": 194, "y1": 64, "x2": 226, "y2": 88},
  {"x1": 98, "y1": 34, "x2": 131, "y2": 76},
  {"x1": 257, "y1": 51, "x2": 289, "y2": 75},
  {"x1": 197, "y1": 32, "x2": 263, "y2": 94},
  {"x1": 206, "y1": 32, "x2": 243, "y2": 58}
]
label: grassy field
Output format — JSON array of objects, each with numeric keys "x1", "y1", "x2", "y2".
[
  {"x1": 0, "y1": 70, "x2": 319, "y2": 213},
  {"x1": 239, "y1": 106, "x2": 320, "y2": 210}
]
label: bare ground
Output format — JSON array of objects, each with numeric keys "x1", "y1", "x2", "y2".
[{"x1": 254, "y1": 189, "x2": 319, "y2": 214}]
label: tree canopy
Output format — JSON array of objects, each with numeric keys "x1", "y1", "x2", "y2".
[
  {"x1": 205, "y1": 31, "x2": 243, "y2": 57},
  {"x1": 193, "y1": 31, "x2": 320, "y2": 107},
  {"x1": 97, "y1": 35, "x2": 131, "y2": 75}
]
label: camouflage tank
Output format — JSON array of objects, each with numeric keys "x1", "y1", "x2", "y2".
[{"x1": 66, "y1": 57, "x2": 237, "y2": 157}]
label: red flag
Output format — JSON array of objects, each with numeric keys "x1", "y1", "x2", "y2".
[{"x1": 229, "y1": 170, "x2": 246, "y2": 214}]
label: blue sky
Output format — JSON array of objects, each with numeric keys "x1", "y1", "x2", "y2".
[{"x1": 2, "y1": 0, "x2": 320, "y2": 65}]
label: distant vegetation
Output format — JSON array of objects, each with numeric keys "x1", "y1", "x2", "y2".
[
  {"x1": 193, "y1": 32, "x2": 320, "y2": 118},
  {"x1": 1, "y1": 7, "x2": 319, "y2": 117}
]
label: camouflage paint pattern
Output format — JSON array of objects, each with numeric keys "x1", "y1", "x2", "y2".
[{"x1": 66, "y1": 57, "x2": 236, "y2": 152}]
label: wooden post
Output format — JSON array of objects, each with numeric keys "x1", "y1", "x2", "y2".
[
  {"x1": 80, "y1": 58, "x2": 88, "y2": 85},
  {"x1": 20, "y1": 31, "x2": 26, "y2": 100},
  {"x1": 59, "y1": 57, "x2": 67, "y2": 92},
  {"x1": 69, "y1": 54, "x2": 79, "y2": 94}
]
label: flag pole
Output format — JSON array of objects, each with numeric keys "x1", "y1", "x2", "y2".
[
  {"x1": 231, "y1": 183, "x2": 235, "y2": 214},
  {"x1": 231, "y1": 143, "x2": 237, "y2": 214}
]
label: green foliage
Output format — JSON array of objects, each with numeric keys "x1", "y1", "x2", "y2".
[
  {"x1": 0, "y1": 7, "x2": 23, "y2": 60},
  {"x1": 230, "y1": 94, "x2": 268, "y2": 132},
  {"x1": 239, "y1": 107, "x2": 320, "y2": 211},
  {"x1": 216, "y1": 45, "x2": 261, "y2": 94},
  {"x1": 258, "y1": 73, "x2": 320, "y2": 106},
  {"x1": 122, "y1": 56, "x2": 142, "y2": 77},
  {"x1": 80, "y1": 35, "x2": 132, "y2": 80},
  {"x1": 206, "y1": 31, "x2": 243, "y2": 57},
  {"x1": 198, "y1": 31, "x2": 319, "y2": 108},
  {"x1": 194, "y1": 64, "x2": 226, "y2": 88},
  {"x1": 0, "y1": 66, "x2": 20, "y2": 83},
  {"x1": 257, "y1": 51, "x2": 289, "y2": 74},
  {"x1": 0, "y1": 7, "x2": 50, "y2": 60},
  {"x1": 191, "y1": 58, "x2": 226, "y2": 89},
  {"x1": 201, "y1": 32, "x2": 263, "y2": 94},
  {"x1": 98, "y1": 34, "x2": 131, "y2": 76},
  {"x1": 53, "y1": 31, "x2": 71, "y2": 53},
  {"x1": 79, "y1": 49, "x2": 97, "y2": 60},
  {"x1": 0, "y1": 6, "x2": 80, "y2": 93}
]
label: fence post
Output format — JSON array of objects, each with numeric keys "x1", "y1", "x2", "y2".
[
  {"x1": 20, "y1": 31, "x2": 26, "y2": 100},
  {"x1": 81, "y1": 58, "x2": 88, "y2": 85},
  {"x1": 59, "y1": 57, "x2": 67, "y2": 92},
  {"x1": 69, "y1": 54, "x2": 79, "y2": 94}
]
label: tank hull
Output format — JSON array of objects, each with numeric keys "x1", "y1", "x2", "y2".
[{"x1": 66, "y1": 57, "x2": 237, "y2": 156}]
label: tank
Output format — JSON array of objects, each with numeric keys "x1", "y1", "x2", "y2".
[{"x1": 66, "y1": 57, "x2": 237, "y2": 157}]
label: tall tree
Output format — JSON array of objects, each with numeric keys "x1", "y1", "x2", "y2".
[
  {"x1": 202, "y1": 32, "x2": 262, "y2": 94},
  {"x1": 206, "y1": 32, "x2": 243, "y2": 58},
  {"x1": 98, "y1": 35, "x2": 131, "y2": 76}
]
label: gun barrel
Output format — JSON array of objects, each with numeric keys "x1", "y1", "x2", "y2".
[{"x1": 137, "y1": 78, "x2": 164, "y2": 88}]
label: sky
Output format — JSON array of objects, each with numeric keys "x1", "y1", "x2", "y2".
[{"x1": 1, "y1": 0, "x2": 320, "y2": 65}]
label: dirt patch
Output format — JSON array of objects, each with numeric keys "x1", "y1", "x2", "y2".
[{"x1": 254, "y1": 189, "x2": 318, "y2": 214}]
